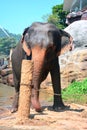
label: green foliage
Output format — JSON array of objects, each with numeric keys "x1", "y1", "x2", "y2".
[
  {"x1": 47, "y1": 4, "x2": 69, "y2": 29},
  {"x1": 0, "y1": 37, "x2": 17, "y2": 55},
  {"x1": 63, "y1": 78, "x2": 87, "y2": 95},
  {"x1": 62, "y1": 78, "x2": 87, "y2": 104},
  {"x1": 47, "y1": 14, "x2": 58, "y2": 26}
]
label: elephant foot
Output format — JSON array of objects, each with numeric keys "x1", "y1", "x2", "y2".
[
  {"x1": 31, "y1": 99, "x2": 42, "y2": 112},
  {"x1": 11, "y1": 107, "x2": 18, "y2": 113},
  {"x1": 48, "y1": 104, "x2": 70, "y2": 112},
  {"x1": 11, "y1": 92, "x2": 19, "y2": 113}
]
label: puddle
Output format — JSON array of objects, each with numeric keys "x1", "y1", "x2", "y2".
[
  {"x1": 0, "y1": 83, "x2": 15, "y2": 109},
  {"x1": 0, "y1": 83, "x2": 52, "y2": 110}
]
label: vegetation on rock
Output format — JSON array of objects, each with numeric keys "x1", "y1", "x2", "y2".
[{"x1": 62, "y1": 78, "x2": 87, "y2": 104}]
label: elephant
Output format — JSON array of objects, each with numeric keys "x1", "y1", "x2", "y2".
[{"x1": 11, "y1": 22, "x2": 73, "y2": 113}]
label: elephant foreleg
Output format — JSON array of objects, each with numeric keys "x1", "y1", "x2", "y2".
[{"x1": 50, "y1": 58, "x2": 66, "y2": 111}]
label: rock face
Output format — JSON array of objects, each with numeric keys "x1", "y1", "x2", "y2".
[
  {"x1": 59, "y1": 47, "x2": 87, "y2": 88},
  {"x1": 64, "y1": 20, "x2": 87, "y2": 48}
]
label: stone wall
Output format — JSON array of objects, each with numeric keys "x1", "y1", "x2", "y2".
[{"x1": 59, "y1": 48, "x2": 87, "y2": 88}]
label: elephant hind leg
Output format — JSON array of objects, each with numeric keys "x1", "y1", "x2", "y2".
[
  {"x1": 11, "y1": 70, "x2": 20, "y2": 113},
  {"x1": 11, "y1": 92, "x2": 19, "y2": 113}
]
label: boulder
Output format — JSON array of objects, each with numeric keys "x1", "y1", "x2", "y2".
[{"x1": 64, "y1": 20, "x2": 87, "y2": 48}]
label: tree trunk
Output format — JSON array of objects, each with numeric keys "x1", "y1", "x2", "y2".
[{"x1": 17, "y1": 59, "x2": 33, "y2": 123}]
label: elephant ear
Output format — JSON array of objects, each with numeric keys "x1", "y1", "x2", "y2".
[
  {"x1": 61, "y1": 36, "x2": 70, "y2": 47},
  {"x1": 21, "y1": 27, "x2": 30, "y2": 43}
]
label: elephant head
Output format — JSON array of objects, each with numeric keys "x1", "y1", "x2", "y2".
[{"x1": 21, "y1": 22, "x2": 73, "y2": 58}]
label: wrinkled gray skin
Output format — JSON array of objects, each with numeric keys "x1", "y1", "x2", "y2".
[{"x1": 11, "y1": 22, "x2": 73, "y2": 113}]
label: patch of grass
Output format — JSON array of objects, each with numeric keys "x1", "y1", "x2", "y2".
[{"x1": 62, "y1": 78, "x2": 87, "y2": 105}]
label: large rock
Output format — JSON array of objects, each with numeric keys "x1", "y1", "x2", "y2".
[
  {"x1": 65, "y1": 20, "x2": 87, "y2": 48},
  {"x1": 59, "y1": 48, "x2": 87, "y2": 88}
]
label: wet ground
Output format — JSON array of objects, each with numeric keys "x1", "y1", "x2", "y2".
[
  {"x1": 0, "y1": 83, "x2": 87, "y2": 130},
  {"x1": 0, "y1": 83, "x2": 15, "y2": 110},
  {"x1": 0, "y1": 83, "x2": 53, "y2": 109}
]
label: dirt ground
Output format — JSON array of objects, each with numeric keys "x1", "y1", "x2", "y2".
[
  {"x1": 0, "y1": 79, "x2": 87, "y2": 130},
  {"x1": 0, "y1": 103, "x2": 87, "y2": 130}
]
